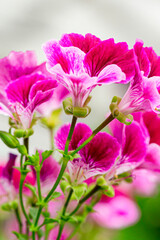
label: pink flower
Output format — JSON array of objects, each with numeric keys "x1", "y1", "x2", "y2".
[
  {"x1": 117, "y1": 61, "x2": 160, "y2": 116},
  {"x1": 92, "y1": 189, "x2": 140, "y2": 229},
  {"x1": 0, "y1": 51, "x2": 65, "y2": 128},
  {"x1": 43, "y1": 33, "x2": 135, "y2": 107},
  {"x1": 54, "y1": 123, "x2": 120, "y2": 183},
  {"x1": 108, "y1": 119, "x2": 147, "y2": 177}
]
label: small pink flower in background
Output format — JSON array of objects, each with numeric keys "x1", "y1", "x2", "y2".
[
  {"x1": 43, "y1": 33, "x2": 135, "y2": 107},
  {"x1": 55, "y1": 123, "x2": 120, "y2": 183},
  {"x1": 92, "y1": 189, "x2": 140, "y2": 229}
]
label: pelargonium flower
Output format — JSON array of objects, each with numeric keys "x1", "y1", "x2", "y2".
[
  {"x1": 108, "y1": 119, "x2": 147, "y2": 177},
  {"x1": 0, "y1": 73, "x2": 58, "y2": 129},
  {"x1": 55, "y1": 123, "x2": 120, "y2": 183},
  {"x1": 92, "y1": 189, "x2": 140, "y2": 229},
  {"x1": 0, "y1": 51, "x2": 69, "y2": 128},
  {"x1": 112, "y1": 60, "x2": 160, "y2": 120},
  {"x1": 43, "y1": 33, "x2": 135, "y2": 108}
]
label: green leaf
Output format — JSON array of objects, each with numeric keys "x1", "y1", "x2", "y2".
[
  {"x1": 12, "y1": 232, "x2": 28, "y2": 240},
  {"x1": 25, "y1": 184, "x2": 38, "y2": 198},
  {"x1": 43, "y1": 218, "x2": 59, "y2": 225},
  {"x1": 50, "y1": 192, "x2": 61, "y2": 200},
  {"x1": 0, "y1": 131, "x2": 20, "y2": 148},
  {"x1": 40, "y1": 150, "x2": 53, "y2": 167},
  {"x1": 29, "y1": 207, "x2": 39, "y2": 222}
]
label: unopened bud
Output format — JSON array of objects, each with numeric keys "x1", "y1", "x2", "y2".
[{"x1": 0, "y1": 131, "x2": 19, "y2": 148}]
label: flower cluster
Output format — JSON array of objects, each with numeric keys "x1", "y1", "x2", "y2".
[{"x1": 0, "y1": 33, "x2": 160, "y2": 240}]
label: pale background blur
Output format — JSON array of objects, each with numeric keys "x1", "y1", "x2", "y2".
[{"x1": 0, "y1": 0, "x2": 160, "y2": 157}]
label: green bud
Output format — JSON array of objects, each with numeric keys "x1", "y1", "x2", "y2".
[
  {"x1": 96, "y1": 176, "x2": 107, "y2": 187},
  {"x1": 0, "y1": 131, "x2": 19, "y2": 148},
  {"x1": 17, "y1": 145, "x2": 28, "y2": 155},
  {"x1": 14, "y1": 129, "x2": 26, "y2": 138},
  {"x1": 25, "y1": 128, "x2": 34, "y2": 138},
  {"x1": 103, "y1": 185, "x2": 115, "y2": 197},
  {"x1": 73, "y1": 106, "x2": 91, "y2": 118}
]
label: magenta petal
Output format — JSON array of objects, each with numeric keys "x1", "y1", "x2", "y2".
[
  {"x1": 2, "y1": 153, "x2": 17, "y2": 182},
  {"x1": 109, "y1": 119, "x2": 123, "y2": 144},
  {"x1": 134, "y1": 40, "x2": 150, "y2": 77},
  {"x1": 143, "y1": 111, "x2": 160, "y2": 145},
  {"x1": 117, "y1": 122, "x2": 147, "y2": 173},
  {"x1": 144, "y1": 143, "x2": 160, "y2": 172},
  {"x1": 6, "y1": 73, "x2": 44, "y2": 107},
  {"x1": 84, "y1": 39, "x2": 135, "y2": 82},
  {"x1": 97, "y1": 64, "x2": 126, "y2": 84},
  {"x1": 79, "y1": 132, "x2": 120, "y2": 173},
  {"x1": 43, "y1": 41, "x2": 85, "y2": 75},
  {"x1": 0, "y1": 51, "x2": 37, "y2": 92},
  {"x1": 59, "y1": 33, "x2": 101, "y2": 53},
  {"x1": 54, "y1": 123, "x2": 92, "y2": 151},
  {"x1": 145, "y1": 47, "x2": 160, "y2": 77}
]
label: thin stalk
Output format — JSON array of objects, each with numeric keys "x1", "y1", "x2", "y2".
[
  {"x1": 69, "y1": 185, "x2": 100, "y2": 217},
  {"x1": 56, "y1": 189, "x2": 73, "y2": 240},
  {"x1": 33, "y1": 116, "x2": 77, "y2": 232},
  {"x1": 50, "y1": 127, "x2": 54, "y2": 151},
  {"x1": 15, "y1": 208, "x2": 23, "y2": 233},
  {"x1": 70, "y1": 114, "x2": 114, "y2": 157},
  {"x1": 36, "y1": 170, "x2": 42, "y2": 201},
  {"x1": 32, "y1": 232, "x2": 35, "y2": 240}
]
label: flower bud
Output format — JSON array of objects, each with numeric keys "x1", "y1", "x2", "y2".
[{"x1": 0, "y1": 131, "x2": 19, "y2": 148}]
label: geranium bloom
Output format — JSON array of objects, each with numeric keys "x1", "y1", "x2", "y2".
[
  {"x1": 108, "y1": 119, "x2": 147, "y2": 177},
  {"x1": 55, "y1": 123, "x2": 120, "y2": 183},
  {"x1": 92, "y1": 189, "x2": 140, "y2": 229},
  {"x1": 43, "y1": 33, "x2": 135, "y2": 108},
  {"x1": 0, "y1": 51, "x2": 68, "y2": 129},
  {"x1": 116, "y1": 60, "x2": 160, "y2": 117}
]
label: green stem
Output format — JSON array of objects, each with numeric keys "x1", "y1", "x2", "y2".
[
  {"x1": 32, "y1": 232, "x2": 35, "y2": 240},
  {"x1": 56, "y1": 189, "x2": 73, "y2": 240},
  {"x1": 69, "y1": 185, "x2": 100, "y2": 217},
  {"x1": 50, "y1": 127, "x2": 54, "y2": 151},
  {"x1": 36, "y1": 170, "x2": 42, "y2": 201},
  {"x1": 15, "y1": 208, "x2": 23, "y2": 233},
  {"x1": 70, "y1": 114, "x2": 114, "y2": 156},
  {"x1": 19, "y1": 174, "x2": 32, "y2": 225},
  {"x1": 64, "y1": 116, "x2": 77, "y2": 154},
  {"x1": 33, "y1": 116, "x2": 77, "y2": 232}
]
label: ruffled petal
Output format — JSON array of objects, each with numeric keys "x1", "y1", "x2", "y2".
[
  {"x1": 79, "y1": 132, "x2": 120, "y2": 173},
  {"x1": 54, "y1": 123, "x2": 92, "y2": 151},
  {"x1": 134, "y1": 40, "x2": 150, "y2": 76},
  {"x1": 59, "y1": 33, "x2": 101, "y2": 53},
  {"x1": 84, "y1": 39, "x2": 135, "y2": 82}
]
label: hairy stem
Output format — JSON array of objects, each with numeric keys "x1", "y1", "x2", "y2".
[{"x1": 15, "y1": 208, "x2": 23, "y2": 233}]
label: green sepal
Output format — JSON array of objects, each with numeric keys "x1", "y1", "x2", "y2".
[
  {"x1": 60, "y1": 180, "x2": 71, "y2": 193},
  {"x1": 14, "y1": 128, "x2": 34, "y2": 139},
  {"x1": 96, "y1": 176, "x2": 108, "y2": 190},
  {"x1": 1, "y1": 200, "x2": 18, "y2": 211},
  {"x1": 0, "y1": 131, "x2": 20, "y2": 148},
  {"x1": 17, "y1": 145, "x2": 28, "y2": 156},
  {"x1": 109, "y1": 96, "x2": 133, "y2": 125},
  {"x1": 103, "y1": 185, "x2": 115, "y2": 197},
  {"x1": 57, "y1": 149, "x2": 80, "y2": 161},
  {"x1": 12, "y1": 232, "x2": 28, "y2": 240},
  {"x1": 63, "y1": 97, "x2": 91, "y2": 118},
  {"x1": 62, "y1": 172, "x2": 72, "y2": 184},
  {"x1": 72, "y1": 183, "x2": 87, "y2": 201}
]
